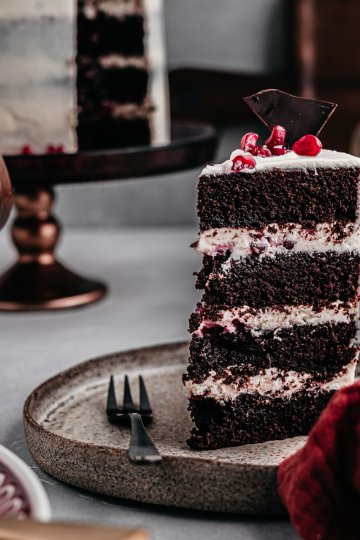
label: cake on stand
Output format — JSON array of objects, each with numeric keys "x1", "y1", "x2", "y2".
[{"x1": 0, "y1": 123, "x2": 217, "y2": 311}]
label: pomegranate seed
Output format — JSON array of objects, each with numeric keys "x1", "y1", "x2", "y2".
[
  {"x1": 265, "y1": 125, "x2": 286, "y2": 149},
  {"x1": 47, "y1": 144, "x2": 65, "y2": 154},
  {"x1": 292, "y1": 134, "x2": 322, "y2": 156},
  {"x1": 240, "y1": 132, "x2": 259, "y2": 152},
  {"x1": 271, "y1": 146, "x2": 287, "y2": 156},
  {"x1": 21, "y1": 145, "x2": 33, "y2": 155},
  {"x1": 253, "y1": 145, "x2": 272, "y2": 157},
  {"x1": 232, "y1": 154, "x2": 256, "y2": 172}
]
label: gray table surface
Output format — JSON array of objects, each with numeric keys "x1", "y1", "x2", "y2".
[{"x1": 0, "y1": 226, "x2": 299, "y2": 540}]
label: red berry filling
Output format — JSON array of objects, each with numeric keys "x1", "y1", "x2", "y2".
[
  {"x1": 292, "y1": 134, "x2": 322, "y2": 156},
  {"x1": 231, "y1": 154, "x2": 256, "y2": 172}
]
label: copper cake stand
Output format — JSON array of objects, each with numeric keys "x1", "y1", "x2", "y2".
[{"x1": 0, "y1": 123, "x2": 217, "y2": 311}]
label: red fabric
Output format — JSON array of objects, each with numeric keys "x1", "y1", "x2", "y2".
[{"x1": 278, "y1": 381, "x2": 360, "y2": 540}]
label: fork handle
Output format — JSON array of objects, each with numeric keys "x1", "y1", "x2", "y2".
[{"x1": 128, "y1": 413, "x2": 162, "y2": 465}]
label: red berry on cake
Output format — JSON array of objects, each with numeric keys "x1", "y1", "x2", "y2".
[
  {"x1": 21, "y1": 145, "x2": 33, "y2": 155},
  {"x1": 232, "y1": 154, "x2": 256, "y2": 172},
  {"x1": 265, "y1": 125, "x2": 287, "y2": 154},
  {"x1": 292, "y1": 134, "x2": 322, "y2": 156},
  {"x1": 253, "y1": 145, "x2": 272, "y2": 157},
  {"x1": 239, "y1": 132, "x2": 259, "y2": 153},
  {"x1": 47, "y1": 144, "x2": 65, "y2": 154}
]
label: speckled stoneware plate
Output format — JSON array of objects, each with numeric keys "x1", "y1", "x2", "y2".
[{"x1": 23, "y1": 342, "x2": 306, "y2": 515}]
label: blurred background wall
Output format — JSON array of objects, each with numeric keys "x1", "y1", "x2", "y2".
[{"x1": 57, "y1": 0, "x2": 286, "y2": 228}]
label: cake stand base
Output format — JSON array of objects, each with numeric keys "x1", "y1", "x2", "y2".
[
  {"x1": 0, "y1": 260, "x2": 106, "y2": 311},
  {"x1": 0, "y1": 185, "x2": 106, "y2": 311}
]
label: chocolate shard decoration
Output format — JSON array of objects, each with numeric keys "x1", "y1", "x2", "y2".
[{"x1": 244, "y1": 89, "x2": 337, "y2": 146}]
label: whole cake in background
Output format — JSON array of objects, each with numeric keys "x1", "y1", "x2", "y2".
[
  {"x1": 184, "y1": 89, "x2": 360, "y2": 450},
  {"x1": 0, "y1": 0, "x2": 169, "y2": 154}
]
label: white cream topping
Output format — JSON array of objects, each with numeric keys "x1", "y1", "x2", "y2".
[
  {"x1": 201, "y1": 149, "x2": 360, "y2": 177},
  {"x1": 195, "y1": 301, "x2": 357, "y2": 338},
  {"x1": 0, "y1": 1, "x2": 74, "y2": 19},
  {"x1": 185, "y1": 360, "x2": 358, "y2": 402},
  {"x1": 197, "y1": 223, "x2": 360, "y2": 259},
  {"x1": 0, "y1": 4, "x2": 77, "y2": 154}
]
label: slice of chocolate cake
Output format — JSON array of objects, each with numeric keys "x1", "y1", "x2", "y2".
[{"x1": 184, "y1": 90, "x2": 360, "y2": 450}]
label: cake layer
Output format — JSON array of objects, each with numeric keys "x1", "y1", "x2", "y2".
[
  {"x1": 197, "y1": 251, "x2": 360, "y2": 307},
  {"x1": 187, "y1": 323, "x2": 357, "y2": 383},
  {"x1": 187, "y1": 389, "x2": 335, "y2": 450},
  {"x1": 78, "y1": 57, "x2": 149, "y2": 105},
  {"x1": 196, "y1": 222, "x2": 360, "y2": 259},
  {"x1": 198, "y1": 165, "x2": 360, "y2": 231},
  {"x1": 77, "y1": 113, "x2": 150, "y2": 150},
  {"x1": 78, "y1": 10, "x2": 145, "y2": 57}
]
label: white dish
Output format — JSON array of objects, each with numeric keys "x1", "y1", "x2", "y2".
[{"x1": 0, "y1": 444, "x2": 51, "y2": 520}]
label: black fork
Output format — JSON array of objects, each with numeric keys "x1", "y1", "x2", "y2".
[{"x1": 106, "y1": 375, "x2": 162, "y2": 465}]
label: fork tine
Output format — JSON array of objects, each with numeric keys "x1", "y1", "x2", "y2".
[
  {"x1": 139, "y1": 375, "x2": 152, "y2": 414},
  {"x1": 123, "y1": 375, "x2": 135, "y2": 412},
  {"x1": 106, "y1": 375, "x2": 118, "y2": 413}
]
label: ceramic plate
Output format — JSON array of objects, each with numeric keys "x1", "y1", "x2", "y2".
[
  {"x1": 24, "y1": 342, "x2": 305, "y2": 515},
  {"x1": 0, "y1": 444, "x2": 51, "y2": 520}
]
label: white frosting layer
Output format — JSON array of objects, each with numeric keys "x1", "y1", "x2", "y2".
[
  {"x1": 201, "y1": 149, "x2": 360, "y2": 177},
  {"x1": 195, "y1": 301, "x2": 357, "y2": 338},
  {"x1": 144, "y1": 0, "x2": 170, "y2": 145},
  {"x1": 185, "y1": 360, "x2": 358, "y2": 402},
  {"x1": 197, "y1": 223, "x2": 360, "y2": 259},
  {"x1": 99, "y1": 55, "x2": 147, "y2": 69},
  {"x1": 0, "y1": 1, "x2": 74, "y2": 19},
  {"x1": 0, "y1": 3, "x2": 77, "y2": 154}
]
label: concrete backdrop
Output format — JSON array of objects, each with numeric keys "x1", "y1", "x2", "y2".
[{"x1": 56, "y1": 0, "x2": 285, "y2": 227}]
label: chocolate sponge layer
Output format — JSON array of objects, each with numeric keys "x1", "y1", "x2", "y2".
[
  {"x1": 188, "y1": 390, "x2": 334, "y2": 450},
  {"x1": 187, "y1": 322, "x2": 357, "y2": 383},
  {"x1": 198, "y1": 167, "x2": 360, "y2": 231},
  {"x1": 196, "y1": 251, "x2": 360, "y2": 308}
]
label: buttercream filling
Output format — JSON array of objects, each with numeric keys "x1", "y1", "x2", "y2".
[
  {"x1": 82, "y1": 0, "x2": 144, "y2": 19},
  {"x1": 185, "y1": 360, "x2": 358, "y2": 402},
  {"x1": 196, "y1": 223, "x2": 360, "y2": 259},
  {"x1": 201, "y1": 149, "x2": 360, "y2": 177},
  {"x1": 194, "y1": 301, "x2": 357, "y2": 338},
  {"x1": 98, "y1": 55, "x2": 148, "y2": 70}
]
